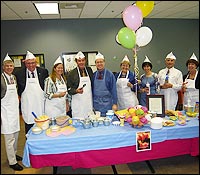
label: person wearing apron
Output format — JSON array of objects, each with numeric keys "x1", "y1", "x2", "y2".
[
  {"x1": 158, "y1": 52, "x2": 183, "y2": 110},
  {"x1": 44, "y1": 56, "x2": 69, "y2": 120},
  {"x1": 14, "y1": 51, "x2": 49, "y2": 134},
  {"x1": 1, "y1": 54, "x2": 23, "y2": 171},
  {"x1": 115, "y1": 55, "x2": 139, "y2": 110},
  {"x1": 139, "y1": 56, "x2": 159, "y2": 107},
  {"x1": 67, "y1": 51, "x2": 93, "y2": 120},
  {"x1": 182, "y1": 53, "x2": 199, "y2": 107},
  {"x1": 93, "y1": 52, "x2": 118, "y2": 116}
]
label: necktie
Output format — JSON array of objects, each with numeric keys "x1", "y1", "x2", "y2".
[
  {"x1": 10, "y1": 77, "x2": 14, "y2": 84},
  {"x1": 165, "y1": 69, "x2": 169, "y2": 83},
  {"x1": 166, "y1": 69, "x2": 170, "y2": 75},
  {"x1": 82, "y1": 70, "x2": 86, "y2": 77},
  {"x1": 98, "y1": 72, "x2": 103, "y2": 80},
  {"x1": 31, "y1": 72, "x2": 35, "y2": 78}
]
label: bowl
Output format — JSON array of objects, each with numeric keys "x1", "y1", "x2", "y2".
[
  {"x1": 186, "y1": 112, "x2": 198, "y2": 117},
  {"x1": 32, "y1": 126, "x2": 42, "y2": 134},
  {"x1": 56, "y1": 115, "x2": 70, "y2": 128},
  {"x1": 150, "y1": 117, "x2": 163, "y2": 129},
  {"x1": 34, "y1": 115, "x2": 49, "y2": 130}
]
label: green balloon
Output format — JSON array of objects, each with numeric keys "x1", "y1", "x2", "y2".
[{"x1": 118, "y1": 27, "x2": 136, "y2": 49}]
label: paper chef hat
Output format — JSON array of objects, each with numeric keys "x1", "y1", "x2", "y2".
[
  {"x1": 25, "y1": 51, "x2": 36, "y2": 60},
  {"x1": 121, "y1": 55, "x2": 130, "y2": 63},
  {"x1": 143, "y1": 55, "x2": 151, "y2": 63},
  {"x1": 166, "y1": 52, "x2": 176, "y2": 60},
  {"x1": 54, "y1": 56, "x2": 63, "y2": 65},
  {"x1": 3, "y1": 53, "x2": 13, "y2": 62},
  {"x1": 189, "y1": 53, "x2": 198, "y2": 61},
  {"x1": 95, "y1": 52, "x2": 104, "y2": 61},
  {"x1": 75, "y1": 51, "x2": 85, "y2": 59}
]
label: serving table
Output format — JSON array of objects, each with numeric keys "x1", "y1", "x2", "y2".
[{"x1": 22, "y1": 116, "x2": 199, "y2": 173}]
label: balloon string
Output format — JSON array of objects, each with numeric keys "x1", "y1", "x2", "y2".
[{"x1": 133, "y1": 46, "x2": 140, "y2": 96}]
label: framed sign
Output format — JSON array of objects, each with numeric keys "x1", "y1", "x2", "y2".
[{"x1": 146, "y1": 95, "x2": 165, "y2": 117}]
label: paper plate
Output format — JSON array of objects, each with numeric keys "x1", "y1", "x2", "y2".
[{"x1": 163, "y1": 120, "x2": 175, "y2": 127}]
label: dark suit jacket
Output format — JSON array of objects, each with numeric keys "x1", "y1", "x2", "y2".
[
  {"x1": 67, "y1": 66, "x2": 93, "y2": 95},
  {"x1": 14, "y1": 67, "x2": 49, "y2": 97}
]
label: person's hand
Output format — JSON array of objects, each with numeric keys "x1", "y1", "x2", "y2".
[
  {"x1": 59, "y1": 91, "x2": 67, "y2": 97},
  {"x1": 140, "y1": 87, "x2": 149, "y2": 93},
  {"x1": 182, "y1": 82, "x2": 188, "y2": 92},
  {"x1": 76, "y1": 88, "x2": 84, "y2": 94},
  {"x1": 162, "y1": 83, "x2": 173, "y2": 89},
  {"x1": 127, "y1": 82, "x2": 133, "y2": 88},
  {"x1": 112, "y1": 104, "x2": 118, "y2": 112}
]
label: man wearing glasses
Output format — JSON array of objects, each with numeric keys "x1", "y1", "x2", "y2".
[{"x1": 14, "y1": 51, "x2": 49, "y2": 134}]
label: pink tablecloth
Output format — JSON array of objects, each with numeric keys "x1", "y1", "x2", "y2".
[{"x1": 30, "y1": 137, "x2": 199, "y2": 169}]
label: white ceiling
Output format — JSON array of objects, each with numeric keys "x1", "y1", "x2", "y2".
[{"x1": 1, "y1": 1, "x2": 199, "y2": 21}]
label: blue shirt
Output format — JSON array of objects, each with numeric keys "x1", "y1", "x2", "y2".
[{"x1": 92, "y1": 69, "x2": 117, "y2": 105}]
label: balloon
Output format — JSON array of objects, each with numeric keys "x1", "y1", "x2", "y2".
[
  {"x1": 118, "y1": 27, "x2": 136, "y2": 49},
  {"x1": 136, "y1": 1, "x2": 154, "y2": 18},
  {"x1": 122, "y1": 5, "x2": 143, "y2": 31},
  {"x1": 115, "y1": 34, "x2": 121, "y2": 45},
  {"x1": 136, "y1": 26, "x2": 153, "y2": 47}
]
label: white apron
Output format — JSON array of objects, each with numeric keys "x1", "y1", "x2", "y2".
[
  {"x1": 21, "y1": 72, "x2": 44, "y2": 124},
  {"x1": 1, "y1": 74, "x2": 20, "y2": 134},
  {"x1": 116, "y1": 71, "x2": 138, "y2": 110},
  {"x1": 184, "y1": 71, "x2": 199, "y2": 107},
  {"x1": 160, "y1": 88, "x2": 178, "y2": 110},
  {"x1": 72, "y1": 68, "x2": 93, "y2": 119},
  {"x1": 45, "y1": 77, "x2": 67, "y2": 119}
]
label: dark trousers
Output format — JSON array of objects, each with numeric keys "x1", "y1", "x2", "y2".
[{"x1": 25, "y1": 123, "x2": 34, "y2": 134}]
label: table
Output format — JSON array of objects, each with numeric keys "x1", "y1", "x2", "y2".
[{"x1": 22, "y1": 116, "x2": 199, "y2": 170}]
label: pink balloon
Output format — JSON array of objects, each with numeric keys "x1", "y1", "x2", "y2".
[{"x1": 123, "y1": 5, "x2": 143, "y2": 31}]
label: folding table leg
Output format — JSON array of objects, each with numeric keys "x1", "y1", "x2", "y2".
[
  {"x1": 111, "y1": 165, "x2": 118, "y2": 174},
  {"x1": 53, "y1": 166, "x2": 58, "y2": 174},
  {"x1": 145, "y1": 160, "x2": 155, "y2": 173}
]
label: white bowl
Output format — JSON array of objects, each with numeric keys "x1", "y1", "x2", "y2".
[
  {"x1": 150, "y1": 117, "x2": 163, "y2": 129},
  {"x1": 32, "y1": 126, "x2": 42, "y2": 134}
]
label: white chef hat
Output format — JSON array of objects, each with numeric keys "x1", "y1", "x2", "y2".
[
  {"x1": 121, "y1": 55, "x2": 130, "y2": 63},
  {"x1": 143, "y1": 55, "x2": 151, "y2": 63},
  {"x1": 189, "y1": 53, "x2": 198, "y2": 61},
  {"x1": 95, "y1": 52, "x2": 104, "y2": 61},
  {"x1": 25, "y1": 51, "x2": 36, "y2": 60},
  {"x1": 54, "y1": 56, "x2": 63, "y2": 65},
  {"x1": 166, "y1": 52, "x2": 176, "y2": 60},
  {"x1": 3, "y1": 53, "x2": 13, "y2": 62},
  {"x1": 75, "y1": 51, "x2": 85, "y2": 59}
]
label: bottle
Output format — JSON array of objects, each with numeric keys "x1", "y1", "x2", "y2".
[{"x1": 146, "y1": 82, "x2": 150, "y2": 95}]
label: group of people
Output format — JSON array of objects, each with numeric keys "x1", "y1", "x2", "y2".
[
  {"x1": 1, "y1": 50, "x2": 199, "y2": 171},
  {"x1": 138, "y1": 51, "x2": 199, "y2": 112}
]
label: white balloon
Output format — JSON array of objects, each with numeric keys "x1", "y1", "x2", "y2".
[
  {"x1": 115, "y1": 34, "x2": 121, "y2": 45},
  {"x1": 136, "y1": 26, "x2": 153, "y2": 47}
]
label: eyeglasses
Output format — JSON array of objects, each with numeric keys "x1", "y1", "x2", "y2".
[{"x1": 26, "y1": 62, "x2": 36, "y2": 65}]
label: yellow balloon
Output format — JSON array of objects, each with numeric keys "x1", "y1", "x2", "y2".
[{"x1": 136, "y1": 1, "x2": 154, "y2": 18}]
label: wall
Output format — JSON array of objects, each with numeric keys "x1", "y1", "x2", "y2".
[{"x1": 1, "y1": 18, "x2": 199, "y2": 76}]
